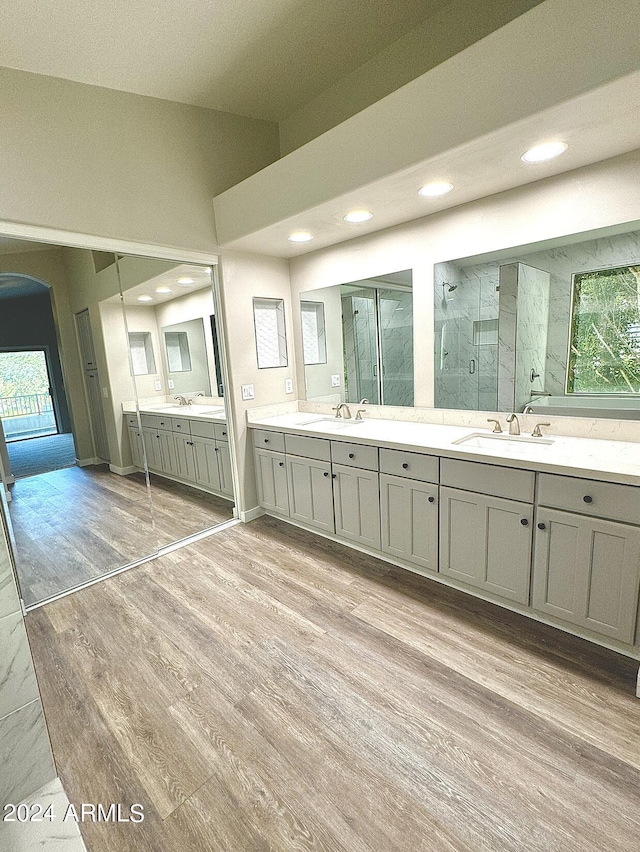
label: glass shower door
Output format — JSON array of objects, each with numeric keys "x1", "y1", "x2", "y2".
[{"x1": 341, "y1": 288, "x2": 380, "y2": 404}]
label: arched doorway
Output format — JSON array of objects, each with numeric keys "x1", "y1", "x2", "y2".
[{"x1": 0, "y1": 273, "x2": 76, "y2": 479}]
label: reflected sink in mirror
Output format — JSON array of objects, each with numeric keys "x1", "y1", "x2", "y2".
[
  {"x1": 297, "y1": 416, "x2": 364, "y2": 430},
  {"x1": 452, "y1": 432, "x2": 554, "y2": 453}
]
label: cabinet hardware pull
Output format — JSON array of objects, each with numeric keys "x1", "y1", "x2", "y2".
[
  {"x1": 428, "y1": 496, "x2": 435, "y2": 503},
  {"x1": 332, "y1": 473, "x2": 337, "y2": 479},
  {"x1": 323, "y1": 471, "x2": 329, "y2": 477},
  {"x1": 215, "y1": 448, "x2": 219, "y2": 452},
  {"x1": 537, "y1": 522, "x2": 546, "y2": 530},
  {"x1": 264, "y1": 438, "x2": 269, "y2": 443},
  {"x1": 520, "y1": 518, "x2": 529, "y2": 526},
  {"x1": 583, "y1": 495, "x2": 593, "y2": 504},
  {"x1": 348, "y1": 453, "x2": 355, "y2": 459},
  {"x1": 402, "y1": 463, "x2": 409, "y2": 469},
  {"x1": 279, "y1": 462, "x2": 284, "y2": 467},
  {"x1": 222, "y1": 432, "x2": 227, "y2": 436}
]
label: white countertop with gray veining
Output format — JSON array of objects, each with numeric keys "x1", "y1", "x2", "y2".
[
  {"x1": 123, "y1": 402, "x2": 227, "y2": 423},
  {"x1": 248, "y1": 412, "x2": 640, "y2": 486}
]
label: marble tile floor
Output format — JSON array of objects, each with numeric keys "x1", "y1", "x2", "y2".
[{"x1": 0, "y1": 778, "x2": 87, "y2": 852}]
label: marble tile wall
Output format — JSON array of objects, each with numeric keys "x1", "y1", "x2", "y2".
[
  {"x1": 0, "y1": 506, "x2": 56, "y2": 806},
  {"x1": 379, "y1": 289, "x2": 414, "y2": 406},
  {"x1": 515, "y1": 264, "x2": 550, "y2": 410},
  {"x1": 0, "y1": 777, "x2": 87, "y2": 851}
]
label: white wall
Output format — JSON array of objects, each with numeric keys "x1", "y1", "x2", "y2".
[
  {"x1": 217, "y1": 251, "x2": 297, "y2": 513},
  {"x1": 289, "y1": 149, "x2": 640, "y2": 408},
  {"x1": 0, "y1": 67, "x2": 279, "y2": 252}
]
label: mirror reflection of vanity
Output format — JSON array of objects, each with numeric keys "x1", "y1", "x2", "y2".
[{"x1": 301, "y1": 270, "x2": 414, "y2": 406}]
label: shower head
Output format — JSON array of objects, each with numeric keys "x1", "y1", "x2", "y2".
[{"x1": 444, "y1": 283, "x2": 457, "y2": 292}]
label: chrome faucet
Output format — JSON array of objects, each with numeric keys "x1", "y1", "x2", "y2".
[
  {"x1": 523, "y1": 405, "x2": 534, "y2": 414},
  {"x1": 359, "y1": 399, "x2": 369, "y2": 405},
  {"x1": 175, "y1": 395, "x2": 188, "y2": 406},
  {"x1": 487, "y1": 418, "x2": 502, "y2": 433},
  {"x1": 195, "y1": 392, "x2": 205, "y2": 397},
  {"x1": 355, "y1": 409, "x2": 366, "y2": 421},
  {"x1": 332, "y1": 403, "x2": 352, "y2": 419},
  {"x1": 506, "y1": 413, "x2": 520, "y2": 435},
  {"x1": 531, "y1": 422, "x2": 550, "y2": 437}
]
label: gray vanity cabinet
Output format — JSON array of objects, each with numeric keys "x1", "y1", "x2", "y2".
[
  {"x1": 286, "y1": 455, "x2": 335, "y2": 533},
  {"x1": 141, "y1": 426, "x2": 163, "y2": 471},
  {"x1": 439, "y1": 487, "x2": 533, "y2": 604},
  {"x1": 174, "y1": 433, "x2": 198, "y2": 481},
  {"x1": 532, "y1": 474, "x2": 640, "y2": 643},
  {"x1": 156, "y1": 429, "x2": 179, "y2": 477},
  {"x1": 254, "y1": 448, "x2": 289, "y2": 515},
  {"x1": 380, "y1": 474, "x2": 438, "y2": 573},
  {"x1": 332, "y1": 464, "x2": 380, "y2": 549},
  {"x1": 127, "y1": 426, "x2": 144, "y2": 468}
]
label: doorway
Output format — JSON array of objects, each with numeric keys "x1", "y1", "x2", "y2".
[{"x1": 0, "y1": 348, "x2": 59, "y2": 441}]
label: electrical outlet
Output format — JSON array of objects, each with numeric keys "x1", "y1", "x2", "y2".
[
  {"x1": 331, "y1": 374, "x2": 341, "y2": 387},
  {"x1": 154, "y1": 380, "x2": 162, "y2": 391},
  {"x1": 168, "y1": 380, "x2": 175, "y2": 389},
  {"x1": 285, "y1": 378, "x2": 293, "y2": 394},
  {"x1": 101, "y1": 387, "x2": 109, "y2": 398},
  {"x1": 241, "y1": 383, "x2": 255, "y2": 401}
]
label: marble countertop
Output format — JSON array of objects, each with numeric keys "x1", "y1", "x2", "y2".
[
  {"x1": 123, "y1": 402, "x2": 227, "y2": 423},
  {"x1": 248, "y1": 412, "x2": 640, "y2": 486}
]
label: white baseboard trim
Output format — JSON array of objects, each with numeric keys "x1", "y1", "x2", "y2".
[
  {"x1": 5, "y1": 475, "x2": 15, "y2": 484},
  {"x1": 76, "y1": 457, "x2": 99, "y2": 467},
  {"x1": 109, "y1": 464, "x2": 137, "y2": 476},
  {"x1": 239, "y1": 505, "x2": 265, "y2": 523}
]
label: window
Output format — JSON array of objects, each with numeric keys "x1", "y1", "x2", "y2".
[
  {"x1": 128, "y1": 332, "x2": 156, "y2": 376},
  {"x1": 253, "y1": 298, "x2": 288, "y2": 368},
  {"x1": 567, "y1": 264, "x2": 640, "y2": 394},
  {"x1": 301, "y1": 301, "x2": 327, "y2": 365}
]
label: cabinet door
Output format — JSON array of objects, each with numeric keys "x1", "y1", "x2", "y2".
[
  {"x1": 141, "y1": 427, "x2": 162, "y2": 471},
  {"x1": 533, "y1": 508, "x2": 640, "y2": 643},
  {"x1": 254, "y1": 449, "x2": 288, "y2": 515},
  {"x1": 216, "y1": 441, "x2": 234, "y2": 497},
  {"x1": 194, "y1": 437, "x2": 222, "y2": 493},
  {"x1": 157, "y1": 430, "x2": 179, "y2": 476},
  {"x1": 173, "y1": 434, "x2": 197, "y2": 482},
  {"x1": 380, "y1": 473, "x2": 437, "y2": 572},
  {"x1": 439, "y1": 486, "x2": 532, "y2": 604},
  {"x1": 286, "y1": 455, "x2": 334, "y2": 533},
  {"x1": 127, "y1": 427, "x2": 144, "y2": 468},
  {"x1": 75, "y1": 309, "x2": 97, "y2": 369},
  {"x1": 333, "y1": 464, "x2": 380, "y2": 549}
]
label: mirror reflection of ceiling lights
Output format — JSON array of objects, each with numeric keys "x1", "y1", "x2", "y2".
[
  {"x1": 286, "y1": 141, "x2": 568, "y2": 246},
  {"x1": 124, "y1": 264, "x2": 212, "y2": 305}
]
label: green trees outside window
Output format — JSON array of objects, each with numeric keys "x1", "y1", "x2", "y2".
[{"x1": 568, "y1": 264, "x2": 640, "y2": 394}]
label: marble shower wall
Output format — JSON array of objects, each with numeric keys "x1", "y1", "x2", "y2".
[
  {"x1": 515, "y1": 264, "x2": 550, "y2": 410},
  {"x1": 379, "y1": 288, "x2": 414, "y2": 406},
  {"x1": 434, "y1": 261, "x2": 499, "y2": 410},
  {"x1": 0, "y1": 507, "x2": 56, "y2": 804}
]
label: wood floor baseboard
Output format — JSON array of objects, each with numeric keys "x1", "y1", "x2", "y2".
[
  {"x1": 109, "y1": 463, "x2": 138, "y2": 476},
  {"x1": 239, "y1": 505, "x2": 265, "y2": 522}
]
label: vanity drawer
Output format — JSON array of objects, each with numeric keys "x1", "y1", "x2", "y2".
[
  {"x1": 379, "y1": 448, "x2": 439, "y2": 483},
  {"x1": 125, "y1": 414, "x2": 139, "y2": 428},
  {"x1": 171, "y1": 417, "x2": 192, "y2": 434},
  {"x1": 331, "y1": 441, "x2": 378, "y2": 471},
  {"x1": 140, "y1": 413, "x2": 172, "y2": 431},
  {"x1": 214, "y1": 423, "x2": 229, "y2": 442},
  {"x1": 441, "y1": 458, "x2": 534, "y2": 503},
  {"x1": 253, "y1": 429, "x2": 286, "y2": 453},
  {"x1": 285, "y1": 433, "x2": 331, "y2": 462},
  {"x1": 538, "y1": 473, "x2": 640, "y2": 525},
  {"x1": 190, "y1": 420, "x2": 216, "y2": 440}
]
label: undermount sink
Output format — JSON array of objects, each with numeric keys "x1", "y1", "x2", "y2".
[
  {"x1": 298, "y1": 416, "x2": 363, "y2": 430},
  {"x1": 452, "y1": 432, "x2": 554, "y2": 453}
]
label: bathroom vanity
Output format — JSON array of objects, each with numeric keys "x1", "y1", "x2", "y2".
[
  {"x1": 249, "y1": 412, "x2": 640, "y2": 664},
  {"x1": 124, "y1": 403, "x2": 233, "y2": 498}
]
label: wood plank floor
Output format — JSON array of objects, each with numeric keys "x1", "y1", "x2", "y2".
[
  {"x1": 26, "y1": 516, "x2": 640, "y2": 852},
  {"x1": 10, "y1": 464, "x2": 234, "y2": 606}
]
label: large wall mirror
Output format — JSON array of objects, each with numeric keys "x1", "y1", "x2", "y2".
[
  {"x1": 0, "y1": 237, "x2": 235, "y2": 608},
  {"x1": 300, "y1": 270, "x2": 413, "y2": 406},
  {"x1": 434, "y1": 224, "x2": 640, "y2": 419}
]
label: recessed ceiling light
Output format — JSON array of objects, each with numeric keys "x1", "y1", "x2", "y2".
[
  {"x1": 155, "y1": 286, "x2": 172, "y2": 294},
  {"x1": 418, "y1": 181, "x2": 454, "y2": 198},
  {"x1": 288, "y1": 231, "x2": 314, "y2": 243},
  {"x1": 177, "y1": 277, "x2": 195, "y2": 286},
  {"x1": 521, "y1": 141, "x2": 568, "y2": 164},
  {"x1": 137, "y1": 295, "x2": 153, "y2": 302},
  {"x1": 344, "y1": 209, "x2": 373, "y2": 223}
]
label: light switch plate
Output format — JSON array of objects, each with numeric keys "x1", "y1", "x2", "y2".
[
  {"x1": 331, "y1": 374, "x2": 341, "y2": 387},
  {"x1": 285, "y1": 378, "x2": 293, "y2": 394},
  {"x1": 154, "y1": 380, "x2": 162, "y2": 391},
  {"x1": 241, "y1": 383, "x2": 255, "y2": 401},
  {"x1": 168, "y1": 380, "x2": 175, "y2": 389}
]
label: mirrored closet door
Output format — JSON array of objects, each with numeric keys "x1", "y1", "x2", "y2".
[{"x1": 0, "y1": 237, "x2": 235, "y2": 608}]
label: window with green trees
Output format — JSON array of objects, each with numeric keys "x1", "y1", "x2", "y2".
[{"x1": 567, "y1": 264, "x2": 640, "y2": 394}]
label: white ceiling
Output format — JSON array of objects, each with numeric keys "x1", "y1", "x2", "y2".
[
  {"x1": 115, "y1": 264, "x2": 213, "y2": 306},
  {"x1": 0, "y1": 0, "x2": 444, "y2": 122}
]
